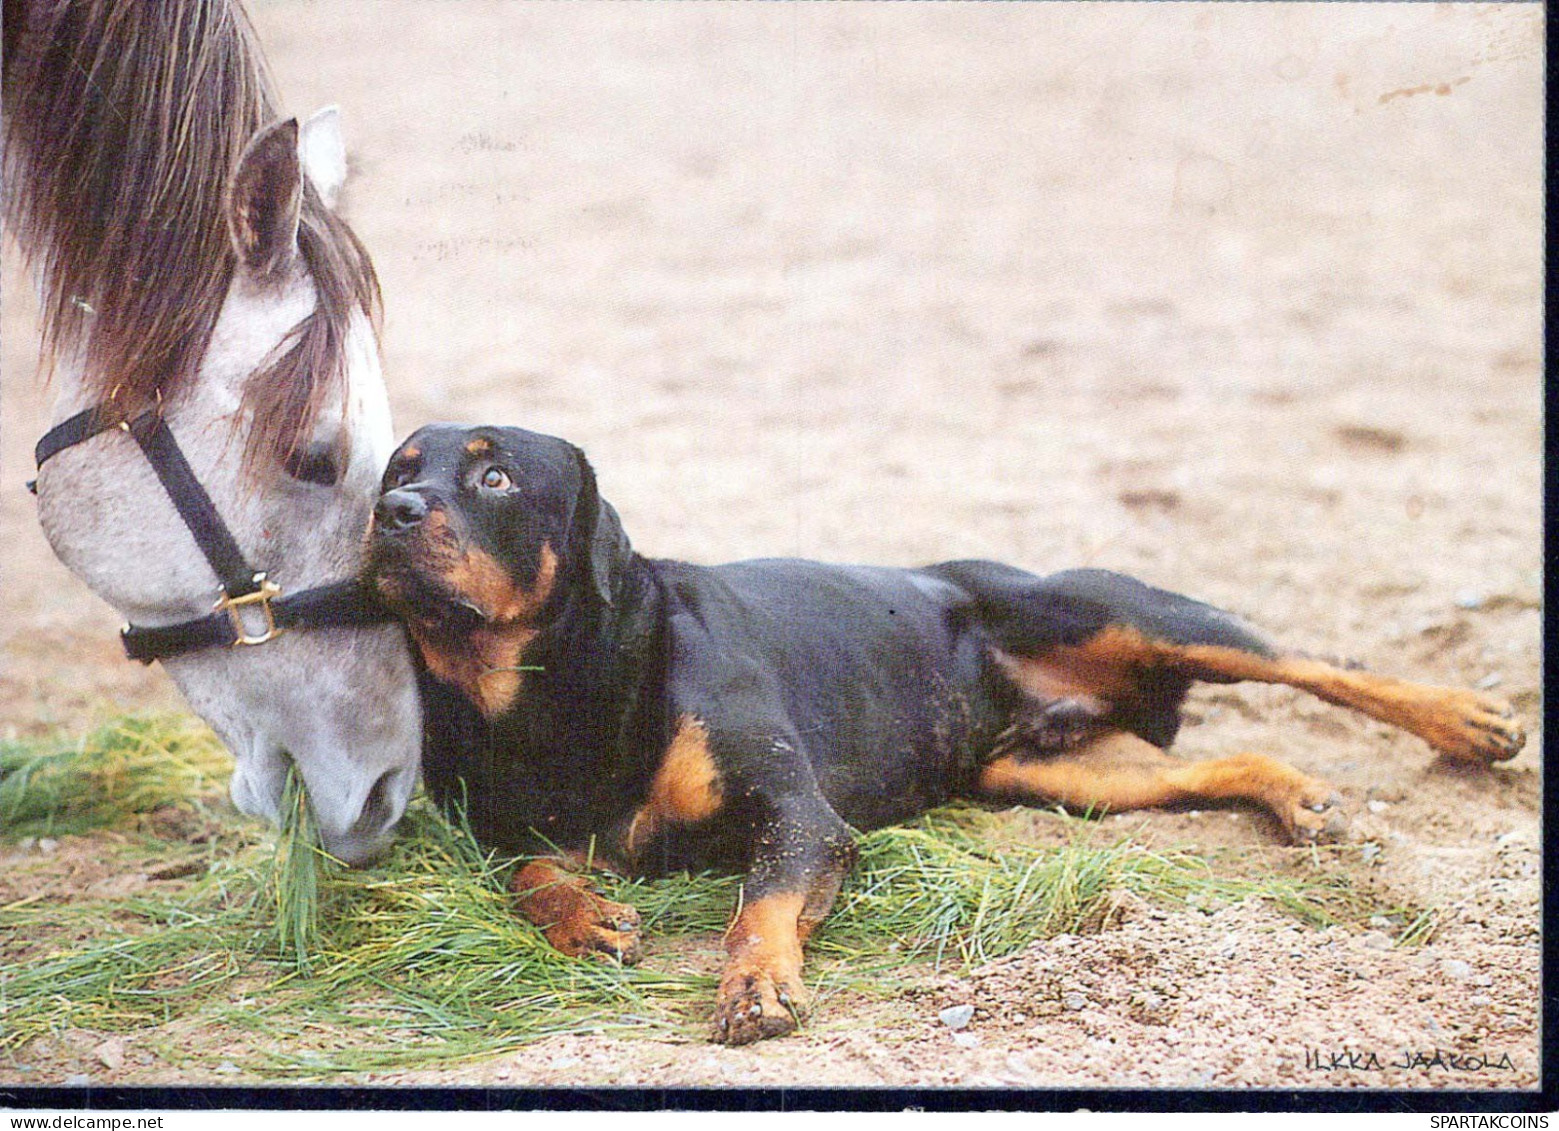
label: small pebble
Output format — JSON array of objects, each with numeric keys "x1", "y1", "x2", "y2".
[
  {"x1": 1360, "y1": 931, "x2": 1393, "y2": 951},
  {"x1": 1469, "y1": 996, "x2": 1491, "y2": 1008},
  {"x1": 1454, "y1": 590, "x2": 1485, "y2": 611},
  {"x1": 38, "y1": 837, "x2": 59, "y2": 854},
  {"x1": 94, "y1": 1038, "x2": 126, "y2": 1071},
  {"x1": 938, "y1": 1004, "x2": 975, "y2": 1030},
  {"x1": 1063, "y1": 992, "x2": 1088, "y2": 1012},
  {"x1": 1441, "y1": 959, "x2": 1473, "y2": 981},
  {"x1": 1469, "y1": 974, "x2": 1493, "y2": 988},
  {"x1": 1476, "y1": 673, "x2": 1504, "y2": 690},
  {"x1": 1367, "y1": 800, "x2": 1388, "y2": 814},
  {"x1": 215, "y1": 1062, "x2": 239, "y2": 1075},
  {"x1": 64, "y1": 1074, "x2": 90, "y2": 1086},
  {"x1": 951, "y1": 1031, "x2": 981, "y2": 1049},
  {"x1": 1360, "y1": 843, "x2": 1382, "y2": 864}
]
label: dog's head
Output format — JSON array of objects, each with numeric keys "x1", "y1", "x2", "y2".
[{"x1": 366, "y1": 424, "x2": 631, "y2": 713}]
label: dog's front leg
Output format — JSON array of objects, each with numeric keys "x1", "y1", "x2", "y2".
[
  {"x1": 510, "y1": 856, "x2": 642, "y2": 965},
  {"x1": 713, "y1": 804, "x2": 857, "y2": 1045}
]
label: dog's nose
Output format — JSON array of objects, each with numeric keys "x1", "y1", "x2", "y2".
[{"x1": 375, "y1": 488, "x2": 428, "y2": 532}]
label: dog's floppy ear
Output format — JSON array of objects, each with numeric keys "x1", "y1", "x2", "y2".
[{"x1": 571, "y1": 448, "x2": 632, "y2": 607}]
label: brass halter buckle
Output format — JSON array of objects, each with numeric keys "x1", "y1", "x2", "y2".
[{"x1": 216, "y1": 575, "x2": 284, "y2": 646}]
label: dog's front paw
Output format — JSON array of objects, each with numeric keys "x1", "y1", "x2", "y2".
[
  {"x1": 712, "y1": 960, "x2": 806, "y2": 1046},
  {"x1": 544, "y1": 897, "x2": 643, "y2": 966},
  {"x1": 510, "y1": 864, "x2": 643, "y2": 965}
]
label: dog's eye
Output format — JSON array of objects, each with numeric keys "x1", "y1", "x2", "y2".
[{"x1": 480, "y1": 466, "x2": 512, "y2": 492}]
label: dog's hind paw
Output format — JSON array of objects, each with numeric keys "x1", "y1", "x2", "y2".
[
  {"x1": 1225, "y1": 753, "x2": 1350, "y2": 845},
  {"x1": 1284, "y1": 788, "x2": 1349, "y2": 845},
  {"x1": 1423, "y1": 690, "x2": 1526, "y2": 764},
  {"x1": 998, "y1": 697, "x2": 1104, "y2": 755}
]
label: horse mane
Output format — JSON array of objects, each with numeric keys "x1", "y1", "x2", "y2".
[{"x1": 2, "y1": 0, "x2": 381, "y2": 471}]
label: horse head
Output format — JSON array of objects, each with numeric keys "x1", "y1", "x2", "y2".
[{"x1": 25, "y1": 106, "x2": 422, "y2": 865}]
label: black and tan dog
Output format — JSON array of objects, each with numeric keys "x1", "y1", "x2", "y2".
[{"x1": 367, "y1": 423, "x2": 1525, "y2": 1046}]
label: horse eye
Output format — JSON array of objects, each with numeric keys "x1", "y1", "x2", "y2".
[
  {"x1": 481, "y1": 466, "x2": 512, "y2": 491},
  {"x1": 285, "y1": 443, "x2": 341, "y2": 486}
]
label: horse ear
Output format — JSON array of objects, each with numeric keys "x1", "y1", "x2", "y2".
[
  {"x1": 300, "y1": 105, "x2": 348, "y2": 208},
  {"x1": 226, "y1": 118, "x2": 302, "y2": 281},
  {"x1": 572, "y1": 449, "x2": 632, "y2": 608}
]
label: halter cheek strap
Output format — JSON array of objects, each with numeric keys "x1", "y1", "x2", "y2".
[{"x1": 32, "y1": 405, "x2": 394, "y2": 663}]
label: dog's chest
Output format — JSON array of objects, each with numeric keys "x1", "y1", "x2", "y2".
[{"x1": 417, "y1": 680, "x2": 649, "y2": 856}]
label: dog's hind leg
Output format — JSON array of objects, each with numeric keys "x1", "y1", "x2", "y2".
[
  {"x1": 933, "y1": 563, "x2": 1525, "y2": 763},
  {"x1": 1150, "y1": 647, "x2": 1526, "y2": 764},
  {"x1": 975, "y1": 729, "x2": 1348, "y2": 844}
]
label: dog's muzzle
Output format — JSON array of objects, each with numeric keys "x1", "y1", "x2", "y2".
[{"x1": 374, "y1": 488, "x2": 429, "y2": 533}]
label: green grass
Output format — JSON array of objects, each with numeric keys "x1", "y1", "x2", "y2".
[
  {"x1": 0, "y1": 713, "x2": 1431, "y2": 1077},
  {"x1": 0, "y1": 715, "x2": 231, "y2": 838},
  {"x1": 268, "y1": 767, "x2": 327, "y2": 974}
]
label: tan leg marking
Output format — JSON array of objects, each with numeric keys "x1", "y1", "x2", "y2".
[
  {"x1": 978, "y1": 730, "x2": 1348, "y2": 844},
  {"x1": 1169, "y1": 645, "x2": 1526, "y2": 764},
  {"x1": 1006, "y1": 625, "x2": 1525, "y2": 765},
  {"x1": 510, "y1": 858, "x2": 642, "y2": 965},
  {"x1": 621, "y1": 715, "x2": 724, "y2": 860},
  {"x1": 713, "y1": 891, "x2": 809, "y2": 1046}
]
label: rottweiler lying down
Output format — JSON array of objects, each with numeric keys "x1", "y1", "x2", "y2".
[{"x1": 367, "y1": 424, "x2": 1525, "y2": 1046}]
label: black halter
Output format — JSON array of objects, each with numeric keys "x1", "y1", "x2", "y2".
[{"x1": 31, "y1": 405, "x2": 393, "y2": 663}]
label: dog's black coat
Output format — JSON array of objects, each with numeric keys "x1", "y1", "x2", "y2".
[
  {"x1": 365, "y1": 423, "x2": 1526, "y2": 1046},
  {"x1": 370, "y1": 424, "x2": 1272, "y2": 891}
]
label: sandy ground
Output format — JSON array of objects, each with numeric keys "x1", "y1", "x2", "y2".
[{"x1": 0, "y1": 1, "x2": 1543, "y2": 1093}]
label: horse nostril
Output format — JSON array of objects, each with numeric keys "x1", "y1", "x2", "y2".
[
  {"x1": 352, "y1": 767, "x2": 403, "y2": 838},
  {"x1": 375, "y1": 489, "x2": 428, "y2": 532}
]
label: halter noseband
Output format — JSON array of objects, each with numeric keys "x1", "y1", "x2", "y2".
[{"x1": 31, "y1": 405, "x2": 394, "y2": 663}]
